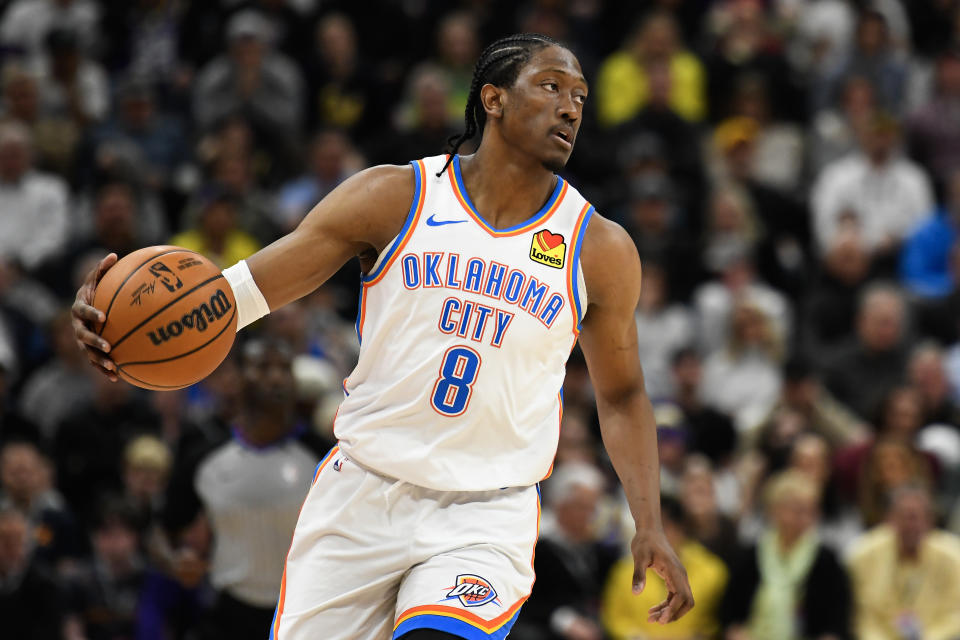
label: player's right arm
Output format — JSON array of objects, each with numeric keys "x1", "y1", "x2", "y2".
[{"x1": 72, "y1": 164, "x2": 415, "y2": 379}]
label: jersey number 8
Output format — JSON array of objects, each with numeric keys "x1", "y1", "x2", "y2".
[{"x1": 430, "y1": 346, "x2": 481, "y2": 416}]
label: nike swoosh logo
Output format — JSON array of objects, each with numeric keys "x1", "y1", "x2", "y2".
[{"x1": 426, "y1": 214, "x2": 467, "y2": 226}]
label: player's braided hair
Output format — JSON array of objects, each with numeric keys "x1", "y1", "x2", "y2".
[{"x1": 436, "y1": 33, "x2": 561, "y2": 177}]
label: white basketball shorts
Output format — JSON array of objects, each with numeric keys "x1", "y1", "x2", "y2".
[{"x1": 269, "y1": 446, "x2": 541, "y2": 640}]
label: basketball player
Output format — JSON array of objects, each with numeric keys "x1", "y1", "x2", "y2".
[{"x1": 72, "y1": 34, "x2": 693, "y2": 640}]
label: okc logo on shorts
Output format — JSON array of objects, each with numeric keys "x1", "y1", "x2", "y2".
[{"x1": 442, "y1": 574, "x2": 501, "y2": 608}]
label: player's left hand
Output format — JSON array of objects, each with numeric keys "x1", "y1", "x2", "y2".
[{"x1": 630, "y1": 528, "x2": 694, "y2": 624}]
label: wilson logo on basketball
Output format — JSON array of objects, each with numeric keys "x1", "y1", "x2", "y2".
[
  {"x1": 147, "y1": 289, "x2": 233, "y2": 346},
  {"x1": 529, "y1": 229, "x2": 565, "y2": 269},
  {"x1": 442, "y1": 574, "x2": 500, "y2": 608}
]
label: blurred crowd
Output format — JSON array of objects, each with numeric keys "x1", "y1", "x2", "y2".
[{"x1": 2, "y1": 1, "x2": 960, "y2": 639}]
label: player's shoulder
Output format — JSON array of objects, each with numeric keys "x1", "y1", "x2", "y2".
[
  {"x1": 340, "y1": 163, "x2": 417, "y2": 203},
  {"x1": 577, "y1": 211, "x2": 641, "y2": 311},
  {"x1": 580, "y1": 212, "x2": 641, "y2": 279}
]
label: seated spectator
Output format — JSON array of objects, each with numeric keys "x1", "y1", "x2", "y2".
[
  {"x1": 39, "y1": 179, "x2": 166, "y2": 298},
  {"x1": 18, "y1": 309, "x2": 95, "y2": 442},
  {"x1": 0, "y1": 360, "x2": 39, "y2": 447},
  {"x1": 820, "y1": 282, "x2": 911, "y2": 421},
  {"x1": 693, "y1": 249, "x2": 791, "y2": 357},
  {"x1": 80, "y1": 77, "x2": 188, "y2": 203},
  {"x1": 0, "y1": 0, "x2": 100, "y2": 65},
  {"x1": 907, "y1": 342, "x2": 960, "y2": 427},
  {"x1": 786, "y1": 0, "x2": 856, "y2": 84},
  {"x1": 373, "y1": 64, "x2": 460, "y2": 166},
  {"x1": 803, "y1": 227, "x2": 876, "y2": 363},
  {"x1": 602, "y1": 495, "x2": 727, "y2": 640},
  {"x1": 0, "y1": 439, "x2": 82, "y2": 567},
  {"x1": 203, "y1": 149, "x2": 278, "y2": 244},
  {"x1": 34, "y1": 26, "x2": 109, "y2": 127},
  {"x1": 0, "y1": 62, "x2": 79, "y2": 175},
  {"x1": 753, "y1": 356, "x2": 867, "y2": 452},
  {"x1": 192, "y1": 10, "x2": 303, "y2": 151},
  {"x1": 305, "y1": 13, "x2": 383, "y2": 135},
  {"x1": 429, "y1": 11, "x2": 479, "y2": 121},
  {"x1": 122, "y1": 435, "x2": 172, "y2": 537},
  {"x1": 726, "y1": 75, "x2": 805, "y2": 194},
  {"x1": 170, "y1": 190, "x2": 261, "y2": 270},
  {"x1": 0, "y1": 121, "x2": 69, "y2": 272},
  {"x1": 700, "y1": 184, "x2": 759, "y2": 279},
  {"x1": 808, "y1": 75, "x2": 876, "y2": 175},
  {"x1": 67, "y1": 500, "x2": 145, "y2": 640},
  {"x1": 54, "y1": 371, "x2": 160, "y2": 527},
  {"x1": 788, "y1": 433, "x2": 862, "y2": 553},
  {"x1": 709, "y1": 116, "x2": 809, "y2": 294},
  {"x1": 655, "y1": 403, "x2": 691, "y2": 499},
  {"x1": 275, "y1": 129, "x2": 359, "y2": 233},
  {"x1": 858, "y1": 439, "x2": 936, "y2": 529},
  {"x1": 901, "y1": 166, "x2": 960, "y2": 299},
  {"x1": 812, "y1": 111, "x2": 933, "y2": 267},
  {"x1": 634, "y1": 263, "x2": 694, "y2": 400},
  {"x1": 704, "y1": 0, "x2": 803, "y2": 122},
  {"x1": 701, "y1": 299, "x2": 784, "y2": 433},
  {"x1": 596, "y1": 10, "x2": 705, "y2": 127},
  {"x1": 720, "y1": 470, "x2": 852, "y2": 639},
  {"x1": 624, "y1": 176, "x2": 702, "y2": 300},
  {"x1": 679, "y1": 455, "x2": 739, "y2": 567},
  {"x1": 848, "y1": 486, "x2": 960, "y2": 639},
  {"x1": 668, "y1": 348, "x2": 737, "y2": 467},
  {"x1": 610, "y1": 59, "x2": 705, "y2": 219},
  {"x1": 0, "y1": 506, "x2": 67, "y2": 640},
  {"x1": 513, "y1": 462, "x2": 619, "y2": 640},
  {"x1": 554, "y1": 407, "x2": 600, "y2": 469},
  {"x1": 907, "y1": 49, "x2": 960, "y2": 190},
  {"x1": 815, "y1": 9, "x2": 907, "y2": 115},
  {"x1": 138, "y1": 511, "x2": 214, "y2": 640},
  {"x1": 833, "y1": 386, "x2": 938, "y2": 525}
]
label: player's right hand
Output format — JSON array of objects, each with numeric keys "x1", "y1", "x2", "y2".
[{"x1": 72, "y1": 252, "x2": 118, "y2": 381}]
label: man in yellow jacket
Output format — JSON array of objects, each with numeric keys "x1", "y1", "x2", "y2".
[{"x1": 848, "y1": 486, "x2": 960, "y2": 640}]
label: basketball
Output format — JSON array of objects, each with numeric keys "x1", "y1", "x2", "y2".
[{"x1": 93, "y1": 245, "x2": 238, "y2": 390}]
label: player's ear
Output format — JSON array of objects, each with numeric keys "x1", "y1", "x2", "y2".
[{"x1": 479, "y1": 84, "x2": 504, "y2": 121}]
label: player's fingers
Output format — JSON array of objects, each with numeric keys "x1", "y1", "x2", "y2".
[
  {"x1": 655, "y1": 587, "x2": 694, "y2": 624},
  {"x1": 84, "y1": 347, "x2": 116, "y2": 372},
  {"x1": 84, "y1": 350, "x2": 118, "y2": 381},
  {"x1": 72, "y1": 317, "x2": 110, "y2": 353},
  {"x1": 647, "y1": 598, "x2": 670, "y2": 621},
  {"x1": 94, "y1": 252, "x2": 118, "y2": 283},
  {"x1": 632, "y1": 550, "x2": 652, "y2": 594},
  {"x1": 72, "y1": 299, "x2": 105, "y2": 325}
]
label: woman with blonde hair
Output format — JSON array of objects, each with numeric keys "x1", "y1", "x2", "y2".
[{"x1": 720, "y1": 470, "x2": 852, "y2": 640}]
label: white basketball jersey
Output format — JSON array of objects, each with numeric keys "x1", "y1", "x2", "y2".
[{"x1": 334, "y1": 154, "x2": 595, "y2": 491}]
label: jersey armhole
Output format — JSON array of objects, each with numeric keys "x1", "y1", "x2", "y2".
[{"x1": 361, "y1": 159, "x2": 426, "y2": 286}]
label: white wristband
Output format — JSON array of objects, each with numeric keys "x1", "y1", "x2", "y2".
[{"x1": 222, "y1": 260, "x2": 271, "y2": 331}]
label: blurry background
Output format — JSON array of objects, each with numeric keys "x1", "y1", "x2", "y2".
[{"x1": 1, "y1": 1, "x2": 960, "y2": 639}]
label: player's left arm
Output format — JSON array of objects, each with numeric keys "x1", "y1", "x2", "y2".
[{"x1": 577, "y1": 214, "x2": 694, "y2": 624}]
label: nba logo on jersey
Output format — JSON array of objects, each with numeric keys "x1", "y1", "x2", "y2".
[
  {"x1": 529, "y1": 229, "x2": 566, "y2": 269},
  {"x1": 442, "y1": 574, "x2": 501, "y2": 607}
]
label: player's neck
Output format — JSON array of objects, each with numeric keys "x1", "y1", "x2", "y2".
[{"x1": 459, "y1": 146, "x2": 557, "y2": 229}]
